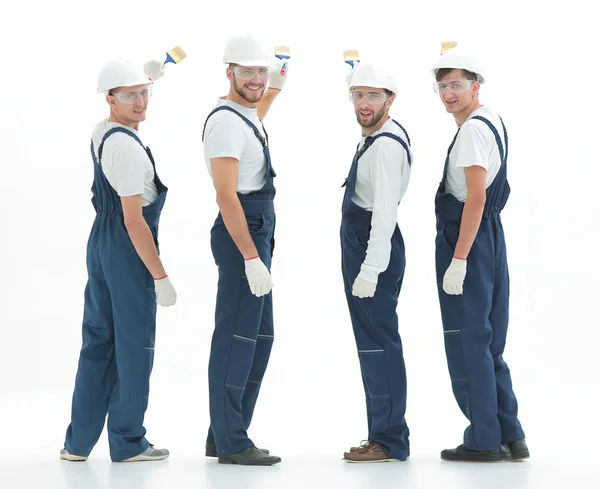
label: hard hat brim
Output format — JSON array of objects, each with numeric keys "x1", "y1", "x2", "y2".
[
  {"x1": 97, "y1": 78, "x2": 153, "y2": 94},
  {"x1": 350, "y1": 82, "x2": 397, "y2": 94},
  {"x1": 227, "y1": 59, "x2": 271, "y2": 68}
]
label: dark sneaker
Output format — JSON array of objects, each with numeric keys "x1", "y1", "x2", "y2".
[
  {"x1": 500, "y1": 439, "x2": 530, "y2": 461},
  {"x1": 441, "y1": 444, "x2": 502, "y2": 462},
  {"x1": 343, "y1": 441, "x2": 401, "y2": 463},
  {"x1": 206, "y1": 443, "x2": 270, "y2": 457},
  {"x1": 218, "y1": 447, "x2": 281, "y2": 466}
]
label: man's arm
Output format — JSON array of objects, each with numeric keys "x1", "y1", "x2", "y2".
[
  {"x1": 453, "y1": 166, "x2": 487, "y2": 259},
  {"x1": 210, "y1": 157, "x2": 259, "y2": 259},
  {"x1": 121, "y1": 195, "x2": 167, "y2": 278},
  {"x1": 257, "y1": 88, "x2": 280, "y2": 120}
]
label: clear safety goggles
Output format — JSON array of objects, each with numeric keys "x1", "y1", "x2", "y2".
[
  {"x1": 349, "y1": 90, "x2": 389, "y2": 105},
  {"x1": 433, "y1": 79, "x2": 476, "y2": 95},
  {"x1": 232, "y1": 66, "x2": 269, "y2": 81},
  {"x1": 111, "y1": 86, "x2": 153, "y2": 104}
]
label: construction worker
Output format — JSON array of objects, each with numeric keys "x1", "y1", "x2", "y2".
[
  {"x1": 60, "y1": 58, "x2": 175, "y2": 463},
  {"x1": 340, "y1": 61, "x2": 413, "y2": 463},
  {"x1": 201, "y1": 33, "x2": 288, "y2": 466},
  {"x1": 431, "y1": 45, "x2": 529, "y2": 463}
]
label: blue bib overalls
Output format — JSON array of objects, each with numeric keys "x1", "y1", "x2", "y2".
[
  {"x1": 435, "y1": 116, "x2": 525, "y2": 451},
  {"x1": 340, "y1": 120, "x2": 412, "y2": 461},
  {"x1": 65, "y1": 127, "x2": 167, "y2": 461},
  {"x1": 202, "y1": 106, "x2": 276, "y2": 456}
]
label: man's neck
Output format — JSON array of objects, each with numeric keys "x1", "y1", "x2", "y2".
[
  {"x1": 362, "y1": 115, "x2": 389, "y2": 137},
  {"x1": 453, "y1": 100, "x2": 482, "y2": 127},
  {"x1": 108, "y1": 113, "x2": 139, "y2": 131},
  {"x1": 226, "y1": 89, "x2": 257, "y2": 109}
]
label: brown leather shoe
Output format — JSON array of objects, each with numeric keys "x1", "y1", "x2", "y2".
[
  {"x1": 344, "y1": 441, "x2": 400, "y2": 463},
  {"x1": 349, "y1": 440, "x2": 369, "y2": 453}
]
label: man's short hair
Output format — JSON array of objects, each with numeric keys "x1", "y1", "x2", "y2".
[{"x1": 435, "y1": 68, "x2": 478, "y2": 82}]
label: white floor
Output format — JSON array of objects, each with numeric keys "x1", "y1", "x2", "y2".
[
  {"x1": 1, "y1": 387, "x2": 598, "y2": 489},
  {"x1": 0, "y1": 447, "x2": 596, "y2": 489}
]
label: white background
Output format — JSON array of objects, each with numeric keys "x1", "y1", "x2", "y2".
[{"x1": 1, "y1": 0, "x2": 599, "y2": 488}]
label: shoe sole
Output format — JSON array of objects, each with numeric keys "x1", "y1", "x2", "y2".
[
  {"x1": 60, "y1": 455, "x2": 88, "y2": 462},
  {"x1": 344, "y1": 458, "x2": 402, "y2": 463},
  {"x1": 442, "y1": 457, "x2": 502, "y2": 463},
  {"x1": 122, "y1": 455, "x2": 170, "y2": 462},
  {"x1": 502, "y1": 454, "x2": 530, "y2": 462},
  {"x1": 218, "y1": 457, "x2": 281, "y2": 466},
  {"x1": 207, "y1": 449, "x2": 270, "y2": 458}
]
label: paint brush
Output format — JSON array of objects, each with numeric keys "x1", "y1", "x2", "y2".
[
  {"x1": 441, "y1": 41, "x2": 457, "y2": 54},
  {"x1": 343, "y1": 49, "x2": 360, "y2": 68}
]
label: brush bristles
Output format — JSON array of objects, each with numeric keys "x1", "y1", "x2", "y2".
[
  {"x1": 168, "y1": 46, "x2": 186, "y2": 63},
  {"x1": 275, "y1": 45, "x2": 290, "y2": 57},
  {"x1": 441, "y1": 41, "x2": 457, "y2": 54},
  {"x1": 343, "y1": 49, "x2": 360, "y2": 62}
]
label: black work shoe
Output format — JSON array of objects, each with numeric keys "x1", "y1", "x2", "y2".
[
  {"x1": 441, "y1": 444, "x2": 502, "y2": 462},
  {"x1": 500, "y1": 439, "x2": 530, "y2": 461},
  {"x1": 205, "y1": 443, "x2": 270, "y2": 458},
  {"x1": 218, "y1": 446, "x2": 281, "y2": 466}
]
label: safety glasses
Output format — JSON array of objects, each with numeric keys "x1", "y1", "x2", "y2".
[
  {"x1": 349, "y1": 90, "x2": 388, "y2": 106},
  {"x1": 232, "y1": 66, "x2": 269, "y2": 81},
  {"x1": 111, "y1": 86, "x2": 153, "y2": 104},
  {"x1": 433, "y1": 79, "x2": 476, "y2": 95}
]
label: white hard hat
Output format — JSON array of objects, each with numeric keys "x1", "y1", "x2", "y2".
[
  {"x1": 97, "y1": 58, "x2": 152, "y2": 94},
  {"x1": 431, "y1": 46, "x2": 486, "y2": 83},
  {"x1": 349, "y1": 63, "x2": 397, "y2": 95},
  {"x1": 222, "y1": 33, "x2": 271, "y2": 67}
]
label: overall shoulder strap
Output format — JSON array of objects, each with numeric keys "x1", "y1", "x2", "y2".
[
  {"x1": 97, "y1": 127, "x2": 145, "y2": 164},
  {"x1": 471, "y1": 115, "x2": 506, "y2": 165},
  {"x1": 202, "y1": 105, "x2": 266, "y2": 148},
  {"x1": 358, "y1": 132, "x2": 412, "y2": 166},
  {"x1": 391, "y1": 119, "x2": 411, "y2": 146}
]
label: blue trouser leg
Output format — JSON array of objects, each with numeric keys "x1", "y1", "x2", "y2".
[
  {"x1": 241, "y1": 291, "x2": 274, "y2": 427},
  {"x1": 208, "y1": 213, "x2": 275, "y2": 456},
  {"x1": 488, "y1": 220, "x2": 525, "y2": 444},
  {"x1": 206, "y1": 293, "x2": 273, "y2": 448},
  {"x1": 436, "y1": 218, "x2": 524, "y2": 451},
  {"x1": 65, "y1": 252, "x2": 117, "y2": 456},
  {"x1": 341, "y1": 223, "x2": 410, "y2": 461},
  {"x1": 104, "y1": 229, "x2": 156, "y2": 462}
]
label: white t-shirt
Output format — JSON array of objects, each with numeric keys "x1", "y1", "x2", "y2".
[
  {"x1": 351, "y1": 117, "x2": 413, "y2": 284},
  {"x1": 203, "y1": 98, "x2": 267, "y2": 194},
  {"x1": 91, "y1": 119, "x2": 158, "y2": 206},
  {"x1": 445, "y1": 106, "x2": 505, "y2": 202}
]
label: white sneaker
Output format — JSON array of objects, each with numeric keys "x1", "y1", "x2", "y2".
[
  {"x1": 60, "y1": 448, "x2": 88, "y2": 461},
  {"x1": 123, "y1": 446, "x2": 170, "y2": 462}
]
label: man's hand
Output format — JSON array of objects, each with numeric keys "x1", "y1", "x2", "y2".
[
  {"x1": 352, "y1": 275, "x2": 376, "y2": 298},
  {"x1": 155, "y1": 275, "x2": 177, "y2": 306},
  {"x1": 268, "y1": 58, "x2": 289, "y2": 91},
  {"x1": 443, "y1": 257, "x2": 467, "y2": 295},
  {"x1": 244, "y1": 257, "x2": 273, "y2": 297},
  {"x1": 143, "y1": 59, "x2": 167, "y2": 81}
]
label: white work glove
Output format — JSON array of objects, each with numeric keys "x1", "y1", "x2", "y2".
[
  {"x1": 244, "y1": 257, "x2": 273, "y2": 297},
  {"x1": 143, "y1": 58, "x2": 167, "y2": 81},
  {"x1": 352, "y1": 276, "x2": 377, "y2": 298},
  {"x1": 268, "y1": 58, "x2": 289, "y2": 90},
  {"x1": 155, "y1": 276, "x2": 177, "y2": 306},
  {"x1": 443, "y1": 258, "x2": 467, "y2": 295},
  {"x1": 346, "y1": 60, "x2": 360, "y2": 86}
]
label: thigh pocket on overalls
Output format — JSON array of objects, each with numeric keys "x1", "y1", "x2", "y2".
[
  {"x1": 246, "y1": 213, "x2": 265, "y2": 234},
  {"x1": 358, "y1": 350, "x2": 391, "y2": 433},
  {"x1": 225, "y1": 335, "x2": 257, "y2": 390},
  {"x1": 438, "y1": 220, "x2": 459, "y2": 251}
]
